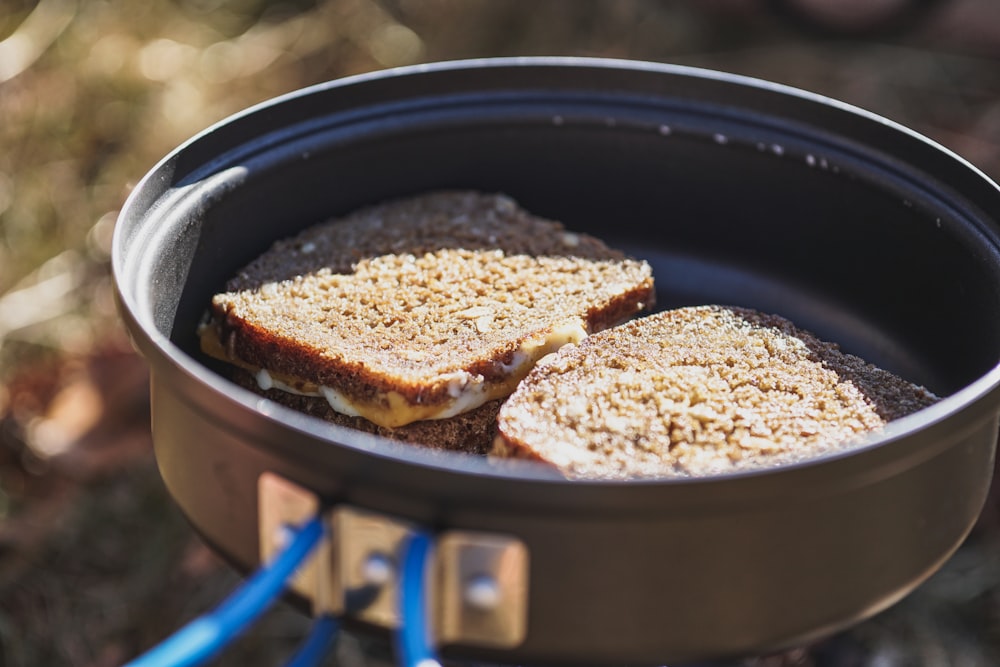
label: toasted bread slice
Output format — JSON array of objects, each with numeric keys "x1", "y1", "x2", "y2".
[
  {"x1": 202, "y1": 190, "x2": 655, "y2": 445},
  {"x1": 493, "y1": 305, "x2": 939, "y2": 478}
]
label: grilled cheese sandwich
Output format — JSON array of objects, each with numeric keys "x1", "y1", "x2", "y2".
[{"x1": 201, "y1": 190, "x2": 654, "y2": 452}]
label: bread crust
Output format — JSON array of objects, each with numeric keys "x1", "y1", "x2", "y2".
[{"x1": 494, "y1": 305, "x2": 940, "y2": 479}]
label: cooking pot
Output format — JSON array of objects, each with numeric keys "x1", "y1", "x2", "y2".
[{"x1": 112, "y1": 57, "x2": 1000, "y2": 666}]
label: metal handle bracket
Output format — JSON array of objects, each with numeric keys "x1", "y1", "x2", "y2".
[{"x1": 258, "y1": 472, "x2": 529, "y2": 649}]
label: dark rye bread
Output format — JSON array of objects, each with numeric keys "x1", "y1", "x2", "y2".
[
  {"x1": 204, "y1": 190, "x2": 654, "y2": 446},
  {"x1": 493, "y1": 305, "x2": 940, "y2": 479}
]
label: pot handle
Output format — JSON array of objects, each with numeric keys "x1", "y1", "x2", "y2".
[{"x1": 121, "y1": 472, "x2": 528, "y2": 667}]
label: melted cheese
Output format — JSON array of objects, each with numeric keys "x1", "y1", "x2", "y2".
[{"x1": 198, "y1": 319, "x2": 587, "y2": 429}]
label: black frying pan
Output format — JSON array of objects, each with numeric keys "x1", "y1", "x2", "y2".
[{"x1": 112, "y1": 57, "x2": 1000, "y2": 666}]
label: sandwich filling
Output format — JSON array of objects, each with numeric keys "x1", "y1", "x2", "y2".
[{"x1": 200, "y1": 317, "x2": 589, "y2": 428}]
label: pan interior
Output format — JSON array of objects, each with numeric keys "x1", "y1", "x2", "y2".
[{"x1": 126, "y1": 78, "x2": 1000, "y2": 465}]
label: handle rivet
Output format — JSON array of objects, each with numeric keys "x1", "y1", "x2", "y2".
[
  {"x1": 362, "y1": 552, "x2": 395, "y2": 586},
  {"x1": 464, "y1": 574, "x2": 501, "y2": 610}
]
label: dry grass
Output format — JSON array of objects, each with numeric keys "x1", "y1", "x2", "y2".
[{"x1": 1, "y1": 1, "x2": 999, "y2": 665}]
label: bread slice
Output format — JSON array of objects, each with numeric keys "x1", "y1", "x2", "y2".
[
  {"x1": 493, "y1": 305, "x2": 940, "y2": 478},
  {"x1": 200, "y1": 190, "x2": 655, "y2": 452}
]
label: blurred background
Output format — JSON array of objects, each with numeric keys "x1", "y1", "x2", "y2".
[{"x1": 0, "y1": 1, "x2": 998, "y2": 665}]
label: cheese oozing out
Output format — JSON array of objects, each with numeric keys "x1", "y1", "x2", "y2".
[{"x1": 199, "y1": 319, "x2": 588, "y2": 428}]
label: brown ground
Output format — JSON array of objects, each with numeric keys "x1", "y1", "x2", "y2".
[{"x1": 1, "y1": 1, "x2": 999, "y2": 665}]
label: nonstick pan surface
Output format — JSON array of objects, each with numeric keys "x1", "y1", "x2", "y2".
[{"x1": 113, "y1": 57, "x2": 1000, "y2": 665}]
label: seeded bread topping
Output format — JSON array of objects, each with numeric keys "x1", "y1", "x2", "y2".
[
  {"x1": 493, "y1": 305, "x2": 940, "y2": 479},
  {"x1": 203, "y1": 190, "x2": 655, "y2": 430}
]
